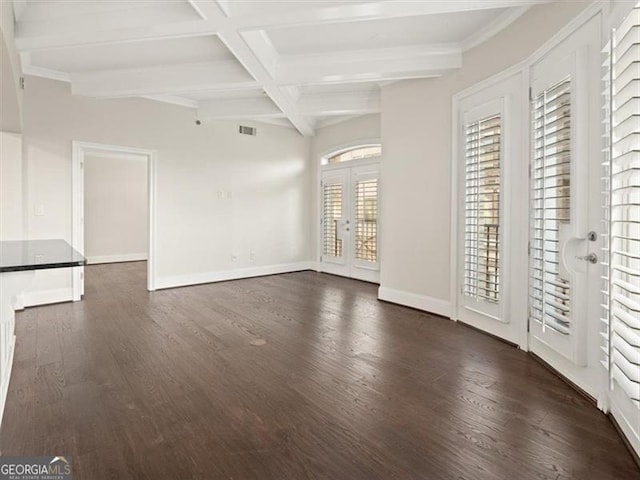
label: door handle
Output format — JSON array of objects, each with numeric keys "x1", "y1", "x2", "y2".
[{"x1": 576, "y1": 253, "x2": 598, "y2": 264}]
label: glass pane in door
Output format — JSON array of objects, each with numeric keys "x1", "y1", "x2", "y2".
[
  {"x1": 354, "y1": 179, "x2": 378, "y2": 262},
  {"x1": 323, "y1": 183, "x2": 343, "y2": 258}
]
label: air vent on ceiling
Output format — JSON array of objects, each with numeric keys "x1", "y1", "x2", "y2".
[{"x1": 239, "y1": 125, "x2": 257, "y2": 136}]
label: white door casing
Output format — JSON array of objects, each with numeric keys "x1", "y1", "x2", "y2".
[
  {"x1": 454, "y1": 72, "x2": 525, "y2": 345},
  {"x1": 72, "y1": 141, "x2": 157, "y2": 298}
]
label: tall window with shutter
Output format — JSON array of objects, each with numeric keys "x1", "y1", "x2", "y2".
[
  {"x1": 464, "y1": 115, "x2": 502, "y2": 304},
  {"x1": 602, "y1": 3, "x2": 640, "y2": 408}
]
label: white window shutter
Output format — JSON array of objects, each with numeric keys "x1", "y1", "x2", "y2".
[
  {"x1": 603, "y1": 3, "x2": 640, "y2": 406},
  {"x1": 464, "y1": 114, "x2": 501, "y2": 303},
  {"x1": 530, "y1": 78, "x2": 573, "y2": 335},
  {"x1": 322, "y1": 183, "x2": 343, "y2": 258},
  {"x1": 354, "y1": 179, "x2": 378, "y2": 262}
]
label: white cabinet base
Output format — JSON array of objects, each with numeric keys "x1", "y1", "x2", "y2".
[{"x1": 0, "y1": 271, "x2": 35, "y2": 427}]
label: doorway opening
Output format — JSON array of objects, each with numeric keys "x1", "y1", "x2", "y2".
[{"x1": 72, "y1": 142, "x2": 156, "y2": 298}]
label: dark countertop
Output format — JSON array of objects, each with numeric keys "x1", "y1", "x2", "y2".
[{"x1": 0, "y1": 239, "x2": 86, "y2": 273}]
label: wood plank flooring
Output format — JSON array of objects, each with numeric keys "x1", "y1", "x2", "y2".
[{"x1": 1, "y1": 261, "x2": 638, "y2": 479}]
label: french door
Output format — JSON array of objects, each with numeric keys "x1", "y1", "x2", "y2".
[
  {"x1": 455, "y1": 72, "x2": 525, "y2": 345},
  {"x1": 528, "y1": 14, "x2": 601, "y2": 369},
  {"x1": 320, "y1": 164, "x2": 380, "y2": 283}
]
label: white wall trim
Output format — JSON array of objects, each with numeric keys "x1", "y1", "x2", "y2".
[
  {"x1": 378, "y1": 286, "x2": 451, "y2": 319},
  {"x1": 72, "y1": 141, "x2": 157, "y2": 297},
  {"x1": 460, "y1": 6, "x2": 531, "y2": 52},
  {"x1": 155, "y1": 261, "x2": 316, "y2": 290},
  {"x1": 86, "y1": 253, "x2": 148, "y2": 265},
  {"x1": 318, "y1": 137, "x2": 382, "y2": 164},
  {"x1": 21, "y1": 287, "x2": 73, "y2": 307}
]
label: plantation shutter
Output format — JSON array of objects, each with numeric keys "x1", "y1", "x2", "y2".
[
  {"x1": 464, "y1": 115, "x2": 502, "y2": 303},
  {"x1": 354, "y1": 179, "x2": 378, "y2": 262},
  {"x1": 322, "y1": 182, "x2": 343, "y2": 258},
  {"x1": 602, "y1": 4, "x2": 640, "y2": 405},
  {"x1": 530, "y1": 78, "x2": 573, "y2": 335}
]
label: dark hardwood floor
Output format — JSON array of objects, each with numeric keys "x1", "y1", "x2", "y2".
[{"x1": 1, "y1": 262, "x2": 638, "y2": 479}]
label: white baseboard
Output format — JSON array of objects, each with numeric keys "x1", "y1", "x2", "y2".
[
  {"x1": 609, "y1": 395, "x2": 640, "y2": 459},
  {"x1": 155, "y1": 261, "x2": 316, "y2": 290},
  {"x1": 378, "y1": 286, "x2": 451, "y2": 318},
  {"x1": 21, "y1": 288, "x2": 73, "y2": 307},
  {"x1": 86, "y1": 253, "x2": 147, "y2": 264}
]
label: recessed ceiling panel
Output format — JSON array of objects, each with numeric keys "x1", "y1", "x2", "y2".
[
  {"x1": 30, "y1": 35, "x2": 235, "y2": 72},
  {"x1": 267, "y1": 9, "x2": 507, "y2": 55}
]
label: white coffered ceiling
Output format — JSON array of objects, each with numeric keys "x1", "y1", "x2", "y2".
[{"x1": 12, "y1": 0, "x2": 553, "y2": 135}]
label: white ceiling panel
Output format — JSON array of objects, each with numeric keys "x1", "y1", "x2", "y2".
[
  {"x1": 30, "y1": 35, "x2": 234, "y2": 73},
  {"x1": 266, "y1": 8, "x2": 507, "y2": 55}
]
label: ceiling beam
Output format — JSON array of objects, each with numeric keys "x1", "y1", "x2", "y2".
[
  {"x1": 70, "y1": 60, "x2": 258, "y2": 98},
  {"x1": 276, "y1": 45, "x2": 462, "y2": 86},
  {"x1": 228, "y1": 0, "x2": 554, "y2": 29},
  {"x1": 197, "y1": 90, "x2": 381, "y2": 120},
  {"x1": 217, "y1": 29, "x2": 315, "y2": 135},
  {"x1": 14, "y1": 20, "x2": 219, "y2": 52},
  {"x1": 198, "y1": 97, "x2": 284, "y2": 120},
  {"x1": 190, "y1": 1, "x2": 314, "y2": 136}
]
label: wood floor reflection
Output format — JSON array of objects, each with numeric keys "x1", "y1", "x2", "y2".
[{"x1": 1, "y1": 262, "x2": 638, "y2": 479}]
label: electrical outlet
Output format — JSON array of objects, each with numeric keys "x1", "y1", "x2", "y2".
[{"x1": 34, "y1": 204, "x2": 45, "y2": 216}]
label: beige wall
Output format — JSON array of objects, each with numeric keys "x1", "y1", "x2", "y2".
[
  {"x1": 84, "y1": 153, "x2": 148, "y2": 263},
  {"x1": 23, "y1": 76, "x2": 313, "y2": 296},
  {"x1": 379, "y1": 0, "x2": 591, "y2": 308}
]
